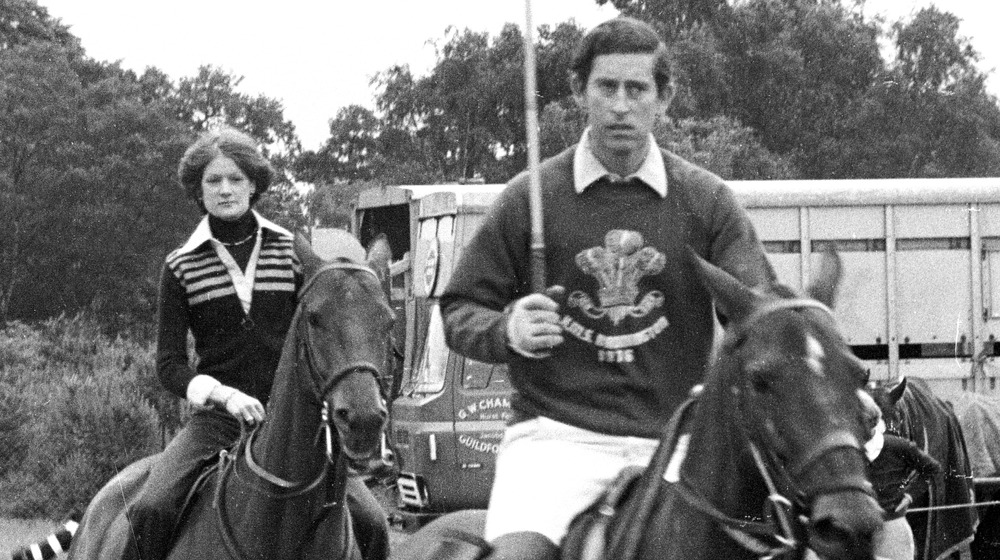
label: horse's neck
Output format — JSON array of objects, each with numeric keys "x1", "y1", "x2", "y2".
[
  {"x1": 254, "y1": 339, "x2": 328, "y2": 484},
  {"x1": 214, "y1": 336, "x2": 346, "y2": 556},
  {"x1": 633, "y1": 396, "x2": 766, "y2": 560},
  {"x1": 680, "y1": 392, "x2": 767, "y2": 520}
]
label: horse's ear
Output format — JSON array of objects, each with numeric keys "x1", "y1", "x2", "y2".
[
  {"x1": 807, "y1": 250, "x2": 842, "y2": 308},
  {"x1": 688, "y1": 247, "x2": 760, "y2": 325},
  {"x1": 888, "y1": 376, "x2": 907, "y2": 405},
  {"x1": 295, "y1": 233, "x2": 324, "y2": 278}
]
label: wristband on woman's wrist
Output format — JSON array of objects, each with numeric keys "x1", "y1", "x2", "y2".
[{"x1": 217, "y1": 386, "x2": 238, "y2": 408}]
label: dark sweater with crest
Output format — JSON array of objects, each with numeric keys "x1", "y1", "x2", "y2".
[
  {"x1": 440, "y1": 146, "x2": 774, "y2": 438},
  {"x1": 156, "y1": 212, "x2": 301, "y2": 404}
]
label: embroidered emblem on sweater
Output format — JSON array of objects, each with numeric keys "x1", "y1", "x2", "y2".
[{"x1": 569, "y1": 230, "x2": 666, "y2": 325}]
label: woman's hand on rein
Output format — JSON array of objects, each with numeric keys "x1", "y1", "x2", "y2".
[{"x1": 212, "y1": 386, "x2": 266, "y2": 425}]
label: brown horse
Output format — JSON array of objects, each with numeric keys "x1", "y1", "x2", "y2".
[
  {"x1": 400, "y1": 251, "x2": 883, "y2": 560},
  {"x1": 65, "y1": 236, "x2": 395, "y2": 560}
]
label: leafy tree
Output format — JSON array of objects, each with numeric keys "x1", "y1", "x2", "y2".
[
  {"x1": 0, "y1": 40, "x2": 82, "y2": 323},
  {"x1": 837, "y1": 7, "x2": 1000, "y2": 178},
  {"x1": 0, "y1": 0, "x2": 78, "y2": 51},
  {"x1": 892, "y1": 6, "x2": 976, "y2": 95},
  {"x1": 297, "y1": 104, "x2": 382, "y2": 185},
  {"x1": 306, "y1": 180, "x2": 378, "y2": 230},
  {"x1": 596, "y1": 0, "x2": 729, "y2": 37},
  {"x1": 55, "y1": 63, "x2": 193, "y2": 332},
  {"x1": 361, "y1": 21, "x2": 588, "y2": 185},
  {"x1": 172, "y1": 65, "x2": 300, "y2": 159},
  {"x1": 597, "y1": 0, "x2": 729, "y2": 34},
  {"x1": 374, "y1": 26, "x2": 504, "y2": 182},
  {"x1": 655, "y1": 115, "x2": 796, "y2": 179},
  {"x1": 538, "y1": 101, "x2": 587, "y2": 160},
  {"x1": 0, "y1": 44, "x2": 197, "y2": 330},
  {"x1": 711, "y1": 0, "x2": 882, "y2": 176}
]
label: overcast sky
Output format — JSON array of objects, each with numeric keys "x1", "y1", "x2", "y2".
[{"x1": 37, "y1": 0, "x2": 1000, "y2": 151}]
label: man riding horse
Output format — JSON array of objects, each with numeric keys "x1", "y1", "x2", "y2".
[{"x1": 438, "y1": 17, "x2": 777, "y2": 560}]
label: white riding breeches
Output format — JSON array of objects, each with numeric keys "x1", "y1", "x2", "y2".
[{"x1": 483, "y1": 416, "x2": 659, "y2": 545}]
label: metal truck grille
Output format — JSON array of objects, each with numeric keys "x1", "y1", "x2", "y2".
[{"x1": 397, "y1": 472, "x2": 429, "y2": 508}]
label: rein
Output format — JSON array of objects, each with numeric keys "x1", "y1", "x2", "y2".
[{"x1": 671, "y1": 297, "x2": 868, "y2": 559}]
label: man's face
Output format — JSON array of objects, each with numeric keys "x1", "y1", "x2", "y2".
[{"x1": 575, "y1": 52, "x2": 670, "y2": 171}]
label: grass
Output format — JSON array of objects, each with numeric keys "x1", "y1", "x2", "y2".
[{"x1": 0, "y1": 518, "x2": 61, "y2": 558}]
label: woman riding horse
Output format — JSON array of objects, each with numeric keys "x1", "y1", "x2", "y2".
[{"x1": 124, "y1": 127, "x2": 387, "y2": 560}]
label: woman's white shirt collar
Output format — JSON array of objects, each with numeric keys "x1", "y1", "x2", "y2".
[{"x1": 176, "y1": 210, "x2": 292, "y2": 256}]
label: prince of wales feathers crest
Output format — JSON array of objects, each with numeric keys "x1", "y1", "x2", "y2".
[{"x1": 569, "y1": 230, "x2": 666, "y2": 326}]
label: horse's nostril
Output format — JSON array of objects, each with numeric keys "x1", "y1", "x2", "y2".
[
  {"x1": 810, "y1": 517, "x2": 845, "y2": 540},
  {"x1": 808, "y1": 515, "x2": 875, "y2": 560},
  {"x1": 809, "y1": 518, "x2": 851, "y2": 556}
]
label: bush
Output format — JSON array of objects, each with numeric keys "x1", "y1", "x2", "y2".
[{"x1": 0, "y1": 314, "x2": 169, "y2": 518}]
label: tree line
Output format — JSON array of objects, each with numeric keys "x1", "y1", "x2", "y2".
[{"x1": 3, "y1": 0, "x2": 1000, "y2": 334}]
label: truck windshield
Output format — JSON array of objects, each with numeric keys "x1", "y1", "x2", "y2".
[{"x1": 412, "y1": 303, "x2": 448, "y2": 393}]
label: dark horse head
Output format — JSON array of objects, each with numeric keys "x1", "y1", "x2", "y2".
[
  {"x1": 867, "y1": 376, "x2": 907, "y2": 436},
  {"x1": 293, "y1": 235, "x2": 394, "y2": 471},
  {"x1": 688, "y1": 251, "x2": 883, "y2": 560}
]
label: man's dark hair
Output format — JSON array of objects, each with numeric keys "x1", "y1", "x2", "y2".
[{"x1": 570, "y1": 17, "x2": 672, "y2": 96}]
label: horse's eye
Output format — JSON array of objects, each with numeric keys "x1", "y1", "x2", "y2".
[
  {"x1": 307, "y1": 312, "x2": 322, "y2": 328},
  {"x1": 750, "y1": 372, "x2": 770, "y2": 393}
]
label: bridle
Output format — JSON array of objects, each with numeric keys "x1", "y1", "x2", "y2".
[
  {"x1": 298, "y1": 261, "x2": 389, "y2": 461},
  {"x1": 675, "y1": 298, "x2": 874, "y2": 559}
]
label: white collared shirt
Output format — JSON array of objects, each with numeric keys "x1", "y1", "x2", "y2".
[
  {"x1": 175, "y1": 210, "x2": 293, "y2": 256},
  {"x1": 572, "y1": 128, "x2": 668, "y2": 197}
]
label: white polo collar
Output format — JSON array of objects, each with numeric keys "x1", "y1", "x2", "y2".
[
  {"x1": 573, "y1": 128, "x2": 667, "y2": 197},
  {"x1": 176, "y1": 210, "x2": 293, "y2": 256}
]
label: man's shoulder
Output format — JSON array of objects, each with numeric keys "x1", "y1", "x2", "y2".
[
  {"x1": 508, "y1": 145, "x2": 576, "y2": 193},
  {"x1": 660, "y1": 148, "x2": 727, "y2": 195}
]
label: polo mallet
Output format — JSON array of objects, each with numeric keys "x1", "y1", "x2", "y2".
[{"x1": 522, "y1": 0, "x2": 546, "y2": 293}]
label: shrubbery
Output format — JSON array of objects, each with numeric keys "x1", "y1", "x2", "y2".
[{"x1": 0, "y1": 314, "x2": 185, "y2": 518}]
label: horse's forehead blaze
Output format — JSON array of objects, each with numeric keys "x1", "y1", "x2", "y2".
[{"x1": 805, "y1": 334, "x2": 826, "y2": 377}]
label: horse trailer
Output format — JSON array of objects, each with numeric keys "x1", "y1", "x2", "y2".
[{"x1": 351, "y1": 177, "x2": 1000, "y2": 522}]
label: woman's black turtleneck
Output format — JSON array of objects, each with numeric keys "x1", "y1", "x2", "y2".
[{"x1": 208, "y1": 211, "x2": 258, "y2": 272}]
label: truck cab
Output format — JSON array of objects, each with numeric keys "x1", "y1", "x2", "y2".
[{"x1": 352, "y1": 184, "x2": 509, "y2": 520}]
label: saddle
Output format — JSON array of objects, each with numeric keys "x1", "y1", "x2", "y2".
[
  {"x1": 560, "y1": 465, "x2": 648, "y2": 560},
  {"x1": 173, "y1": 450, "x2": 228, "y2": 534}
]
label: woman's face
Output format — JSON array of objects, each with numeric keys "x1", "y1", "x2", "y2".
[{"x1": 201, "y1": 155, "x2": 254, "y2": 220}]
